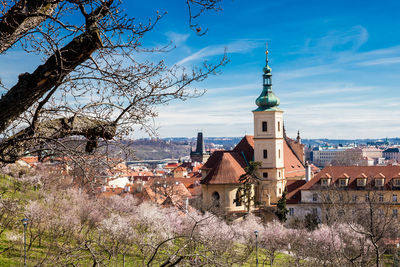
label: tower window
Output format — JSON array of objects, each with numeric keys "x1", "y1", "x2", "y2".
[
  {"x1": 278, "y1": 149, "x2": 281, "y2": 159},
  {"x1": 234, "y1": 190, "x2": 242, "y2": 206},
  {"x1": 262, "y1": 121, "x2": 267, "y2": 132},
  {"x1": 263, "y1": 172, "x2": 268, "y2": 178},
  {"x1": 263, "y1": 149, "x2": 268, "y2": 159},
  {"x1": 212, "y1": 191, "x2": 220, "y2": 207},
  {"x1": 278, "y1": 121, "x2": 281, "y2": 132}
]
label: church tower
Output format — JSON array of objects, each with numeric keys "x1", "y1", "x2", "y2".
[{"x1": 253, "y1": 46, "x2": 285, "y2": 205}]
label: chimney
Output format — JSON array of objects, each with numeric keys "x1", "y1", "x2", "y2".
[{"x1": 305, "y1": 161, "x2": 312, "y2": 182}]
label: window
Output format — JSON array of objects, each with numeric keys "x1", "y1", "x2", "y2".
[
  {"x1": 321, "y1": 179, "x2": 330, "y2": 186},
  {"x1": 393, "y1": 194, "x2": 398, "y2": 203},
  {"x1": 278, "y1": 121, "x2": 280, "y2": 132},
  {"x1": 278, "y1": 171, "x2": 281, "y2": 178},
  {"x1": 339, "y1": 179, "x2": 347, "y2": 187},
  {"x1": 279, "y1": 188, "x2": 282, "y2": 195},
  {"x1": 375, "y1": 179, "x2": 384, "y2": 187},
  {"x1": 278, "y1": 149, "x2": 281, "y2": 159},
  {"x1": 263, "y1": 172, "x2": 268, "y2": 178},
  {"x1": 312, "y1": 208, "x2": 318, "y2": 215},
  {"x1": 379, "y1": 194, "x2": 384, "y2": 202},
  {"x1": 263, "y1": 149, "x2": 268, "y2": 159},
  {"x1": 312, "y1": 193, "x2": 318, "y2": 202},
  {"x1": 262, "y1": 121, "x2": 267, "y2": 132},
  {"x1": 289, "y1": 208, "x2": 294, "y2": 216},
  {"x1": 235, "y1": 190, "x2": 242, "y2": 207},
  {"x1": 393, "y1": 209, "x2": 398, "y2": 218},
  {"x1": 357, "y1": 179, "x2": 366, "y2": 187},
  {"x1": 212, "y1": 191, "x2": 220, "y2": 208},
  {"x1": 395, "y1": 179, "x2": 400, "y2": 187}
]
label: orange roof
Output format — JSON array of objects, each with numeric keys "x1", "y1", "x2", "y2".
[
  {"x1": 232, "y1": 135, "x2": 254, "y2": 163},
  {"x1": 174, "y1": 166, "x2": 186, "y2": 172},
  {"x1": 201, "y1": 151, "x2": 247, "y2": 184},
  {"x1": 299, "y1": 166, "x2": 400, "y2": 190},
  {"x1": 286, "y1": 180, "x2": 307, "y2": 204},
  {"x1": 201, "y1": 135, "x2": 306, "y2": 184},
  {"x1": 20, "y1": 156, "x2": 39, "y2": 165},
  {"x1": 283, "y1": 140, "x2": 305, "y2": 178}
]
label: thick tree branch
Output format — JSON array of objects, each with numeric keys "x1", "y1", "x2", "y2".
[
  {"x1": 0, "y1": 0, "x2": 60, "y2": 53},
  {"x1": 0, "y1": 116, "x2": 116, "y2": 162},
  {"x1": 0, "y1": 1, "x2": 114, "y2": 134}
]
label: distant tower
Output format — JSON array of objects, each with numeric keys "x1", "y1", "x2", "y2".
[
  {"x1": 253, "y1": 45, "x2": 285, "y2": 205},
  {"x1": 190, "y1": 132, "x2": 210, "y2": 163},
  {"x1": 296, "y1": 130, "x2": 301, "y2": 144}
]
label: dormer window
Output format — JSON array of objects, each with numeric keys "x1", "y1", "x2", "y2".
[
  {"x1": 357, "y1": 178, "x2": 367, "y2": 187},
  {"x1": 375, "y1": 178, "x2": 384, "y2": 187},
  {"x1": 338, "y1": 173, "x2": 349, "y2": 187},
  {"x1": 339, "y1": 179, "x2": 348, "y2": 187},
  {"x1": 374, "y1": 173, "x2": 385, "y2": 187},
  {"x1": 321, "y1": 178, "x2": 331, "y2": 187}
]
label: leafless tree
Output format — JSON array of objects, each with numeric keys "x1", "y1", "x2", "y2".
[
  {"x1": 0, "y1": 0, "x2": 227, "y2": 176},
  {"x1": 318, "y1": 189, "x2": 399, "y2": 266},
  {"x1": 330, "y1": 149, "x2": 363, "y2": 166}
]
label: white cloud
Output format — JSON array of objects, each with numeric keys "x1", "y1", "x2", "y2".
[
  {"x1": 165, "y1": 32, "x2": 190, "y2": 47},
  {"x1": 357, "y1": 56, "x2": 400, "y2": 66},
  {"x1": 175, "y1": 40, "x2": 260, "y2": 66}
]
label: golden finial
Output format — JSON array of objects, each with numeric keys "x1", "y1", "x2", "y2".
[{"x1": 265, "y1": 42, "x2": 269, "y2": 55}]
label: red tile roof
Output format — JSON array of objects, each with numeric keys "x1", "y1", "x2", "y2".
[
  {"x1": 201, "y1": 151, "x2": 247, "y2": 184},
  {"x1": 201, "y1": 135, "x2": 306, "y2": 184},
  {"x1": 299, "y1": 166, "x2": 400, "y2": 190},
  {"x1": 232, "y1": 135, "x2": 254, "y2": 163},
  {"x1": 286, "y1": 180, "x2": 306, "y2": 204},
  {"x1": 283, "y1": 140, "x2": 305, "y2": 178},
  {"x1": 174, "y1": 166, "x2": 187, "y2": 172}
]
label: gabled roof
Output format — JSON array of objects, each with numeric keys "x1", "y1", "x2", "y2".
[
  {"x1": 299, "y1": 166, "x2": 400, "y2": 190},
  {"x1": 286, "y1": 180, "x2": 306, "y2": 204},
  {"x1": 200, "y1": 151, "x2": 247, "y2": 184},
  {"x1": 201, "y1": 135, "x2": 306, "y2": 184},
  {"x1": 232, "y1": 135, "x2": 254, "y2": 163}
]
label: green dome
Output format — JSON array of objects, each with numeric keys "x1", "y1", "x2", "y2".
[
  {"x1": 263, "y1": 65, "x2": 271, "y2": 73},
  {"x1": 253, "y1": 47, "x2": 280, "y2": 111},
  {"x1": 255, "y1": 87, "x2": 280, "y2": 110}
]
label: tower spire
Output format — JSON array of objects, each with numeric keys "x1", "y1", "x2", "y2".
[{"x1": 255, "y1": 44, "x2": 280, "y2": 111}]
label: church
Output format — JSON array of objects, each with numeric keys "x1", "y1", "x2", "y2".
[{"x1": 200, "y1": 48, "x2": 308, "y2": 214}]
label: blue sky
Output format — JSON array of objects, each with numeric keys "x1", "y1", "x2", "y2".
[{"x1": 2, "y1": 0, "x2": 400, "y2": 139}]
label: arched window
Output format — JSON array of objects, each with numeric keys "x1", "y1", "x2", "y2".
[
  {"x1": 235, "y1": 190, "x2": 242, "y2": 206},
  {"x1": 212, "y1": 191, "x2": 220, "y2": 207}
]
